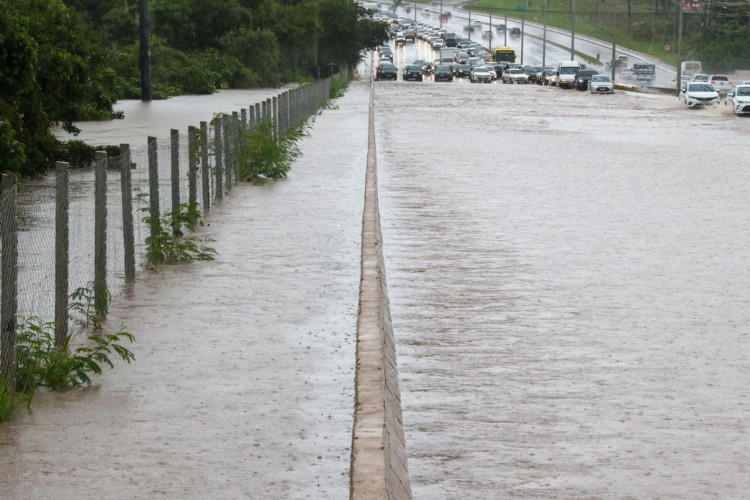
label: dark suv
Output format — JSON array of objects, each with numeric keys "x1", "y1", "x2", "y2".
[
  {"x1": 376, "y1": 63, "x2": 398, "y2": 81},
  {"x1": 403, "y1": 65, "x2": 423, "y2": 81},
  {"x1": 574, "y1": 69, "x2": 598, "y2": 90}
]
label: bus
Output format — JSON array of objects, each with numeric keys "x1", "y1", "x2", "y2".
[{"x1": 493, "y1": 46, "x2": 516, "y2": 63}]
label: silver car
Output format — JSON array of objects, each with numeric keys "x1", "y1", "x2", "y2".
[{"x1": 589, "y1": 74, "x2": 614, "y2": 94}]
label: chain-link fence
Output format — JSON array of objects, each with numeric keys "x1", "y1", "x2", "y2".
[{"x1": 0, "y1": 76, "x2": 335, "y2": 388}]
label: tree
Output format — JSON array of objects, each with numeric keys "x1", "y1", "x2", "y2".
[
  {"x1": 318, "y1": 0, "x2": 388, "y2": 68},
  {"x1": 0, "y1": 0, "x2": 115, "y2": 177}
]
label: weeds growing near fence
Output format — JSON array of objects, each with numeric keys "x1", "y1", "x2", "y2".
[
  {"x1": 15, "y1": 317, "x2": 135, "y2": 397},
  {"x1": 135, "y1": 194, "x2": 217, "y2": 265},
  {"x1": 0, "y1": 286, "x2": 136, "y2": 422},
  {"x1": 237, "y1": 122, "x2": 302, "y2": 181}
]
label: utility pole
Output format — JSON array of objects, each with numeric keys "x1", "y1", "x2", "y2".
[{"x1": 139, "y1": 0, "x2": 152, "y2": 101}]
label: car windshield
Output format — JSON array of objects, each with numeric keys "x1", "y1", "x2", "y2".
[
  {"x1": 591, "y1": 75, "x2": 611, "y2": 82},
  {"x1": 382, "y1": 65, "x2": 396, "y2": 70},
  {"x1": 405, "y1": 65, "x2": 420, "y2": 71},
  {"x1": 560, "y1": 67, "x2": 577, "y2": 74},
  {"x1": 737, "y1": 87, "x2": 750, "y2": 96},
  {"x1": 688, "y1": 83, "x2": 715, "y2": 92}
]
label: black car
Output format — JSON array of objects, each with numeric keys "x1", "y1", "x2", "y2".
[
  {"x1": 434, "y1": 65, "x2": 454, "y2": 82},
  {"x1": 574, "y1": 69, "x2": 598, "y2": 90},
  {"x1": 523, "y1": 66, "x2": 543, "y2": 83},
  {"x1": 403, "y1": 65, "x2": 423, "y2": 81},
  {"x1": 453, "y1": 64, "x2": 471, "y2": 78},
  {"x1": 376, "y1": 63, "x2": 398, "y2": 81},
  {"x1": 509, "y1": 27, "x2": 521, "y2": 37}
]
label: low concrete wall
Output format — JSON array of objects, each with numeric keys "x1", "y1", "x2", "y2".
[{"x1": 349, "y1": 74, "x2": 412, "y2": 499}]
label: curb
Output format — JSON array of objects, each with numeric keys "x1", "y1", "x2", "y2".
[{"x1": 350, "y1": 60, "x2": 413, "y2": 500}]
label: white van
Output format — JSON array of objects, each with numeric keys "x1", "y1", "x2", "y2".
[
  {"x1": 680, "y1": 61, "x2": 702, "y2": 78},
  {"x1": 556, "y1": 60, "x2": 581, "y2": 88}
]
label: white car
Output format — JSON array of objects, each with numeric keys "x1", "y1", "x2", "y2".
[
  {"x1": 707, "y1": 74, "x2": 734, "y2": 95},
  {"x1": 502, "y1": 68, "x2": 528, "y2": 84},
  {"x1": 589, "y1": 74, "x2": 614, "y2": 94},
  {"x1": 679, "y1": 82, "x2": 720, "y2": 108},
  {"x1": 470, "y1": 66, "x2": 493, "y2": 83},
  {"x1": 725, "y1": 85, "x2": 750, "y2": 115}
]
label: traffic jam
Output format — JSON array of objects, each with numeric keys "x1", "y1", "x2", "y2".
[{"x1": 372, "y1": 12, "x2": 617, "y2": 94}]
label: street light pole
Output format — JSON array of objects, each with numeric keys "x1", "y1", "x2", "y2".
[
  {"x1": 440, "y1": 0, "x2": 443, "y2": 28},
  {"x1": 571, "y1": 0, "x2": 576, "y2": 60},
  {"x1": 611, "y1": 1, "x2": 617, "y2": 81},
  {"x1": 504, "y1": 11, "x2": 508, "y2": 45},
  {"x1": 543, "y1": 0, "x2": 548, "y2": 66},
  {"x1": 521, "y1": 15, "x2": 525, "y2": 65}
]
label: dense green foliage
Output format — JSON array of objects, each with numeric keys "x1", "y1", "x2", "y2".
[{"x1": 0, "y1": 0, "x2": 387, "y2": 178}]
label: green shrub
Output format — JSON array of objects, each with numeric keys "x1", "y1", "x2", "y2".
[
  {"x1": 139, "y1": 200, "x2": 216, "y2": 265},
  {"x1": 15, "y1": 317, "x2": 135, "y2": 396},
  {"x1": 238, "y1": 122, "x2": 301, "y2": 181}
]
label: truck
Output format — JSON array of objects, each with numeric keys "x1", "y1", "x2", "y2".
[
  {"x1": 556, "y1": 60, "x2": 581, "y2": 88},
  {"x1": 632, "y1": 63, "x2": 656, "y2": 81},
  {"x1": 439, "y1": 47, "x2": 458, "y2": 63}
]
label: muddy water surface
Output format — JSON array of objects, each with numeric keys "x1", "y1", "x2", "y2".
[{"x1": 374, "y1": 82, "x2": 750, "y2": 498}]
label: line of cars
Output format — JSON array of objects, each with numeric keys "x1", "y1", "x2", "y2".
[{"x1": 677, "y1": 73, "x2": 750, "y2": 114}]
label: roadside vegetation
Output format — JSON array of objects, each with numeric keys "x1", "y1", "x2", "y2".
[
  {"x1": 0, "y1": 286, "x2": 135, "y2": 422},
  {"x1": 0, "y1": 0, "x2": 388, "y2": 178},
  {"x1": 464, "y1": 0, "x2": 750, "y2": 72}
]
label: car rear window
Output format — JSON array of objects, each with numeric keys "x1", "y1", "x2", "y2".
[{"x1": 712, "y1": 76, "x2": 728, "y2": 81}]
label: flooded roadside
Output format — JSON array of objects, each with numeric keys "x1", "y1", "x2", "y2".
[{"x1": 0, "y1": 82, "x2": 371, "y2": 499}]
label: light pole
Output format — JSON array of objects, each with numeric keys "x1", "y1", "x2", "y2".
[
  {"x1": 611, "y1": 1, "x2": 617, "y2": 81},
  {"x1": 521, "y1": 15, "x2": 525, "y2": 65},
  {"x1": 543, "y1": 0, "x2": 548, "y2": 66},
  {"x1": 468, "y1": 9, "x2": 472, "y2": 41},
  {"x1": 504, "y1": 11, "x2": 508, "y2": 45},
  {"x1": 489, "y1": 13, "x2": 493, "y2": 52},
  {"x1": 570, "y1": 0, "x2": 576, "y2": 60},
  {"x1": 440, "y1": 0, "x2": 443, "y2": 28}
]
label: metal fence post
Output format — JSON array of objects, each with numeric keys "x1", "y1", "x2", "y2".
[
  {"x1": 188, "y1": 126, "x2": 198, "y2": 213},
  {"x1": 272, "y1": 96, "x2": 278, "y2": 137},
  {"x1": 120, "y1": 144, "x2": 136, "y2": 282},
  {"x1": 54, "y1": 162, "x2": 69, "y2": 349},
  {"x1": 223, "y1": 114, "x2": 232, "y2": 192},
  {"x1": 94, "y1": 151, "x2": 108, "y2": 316},
  {"x1": 200, "y1": 121, "x2": 210, "y2": 214},
  {"x1": 170, "y1": 129, "x2": 180, "y2": 235},
  {"x1": 1, "y1": 174, "x2": 18, "y2": 391},
  {"x1": 148, "y1": 136, "x2": 160, "y2": 246},
  {"x1": 215, "y1": 116, "x2": 223, "y2": 200}
]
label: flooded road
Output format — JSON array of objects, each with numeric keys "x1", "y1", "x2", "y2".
[{"x1": 373, "y1": 81, "x2": 750, "y2": 497}]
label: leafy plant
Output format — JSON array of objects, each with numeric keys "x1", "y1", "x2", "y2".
[
  {"x1": 69, "y1": 285, "x2": 112, "y2": 331},
  {"x1": 0, "y1": 379, "x2": 25, "y2": 422},
  {"x1": 140, "y1": 202, "x2": 216, "y2": 265},
  {"x1": 238, "y1": 122, "x2": 301, "y2": 181},
  {"x1": 15, "y1": 317, "x2": 135, "y2": 399}
]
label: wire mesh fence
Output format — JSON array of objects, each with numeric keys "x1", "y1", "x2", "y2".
[{"x1": 0, "y1": 76, "x2": 336, "y2": 387}]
